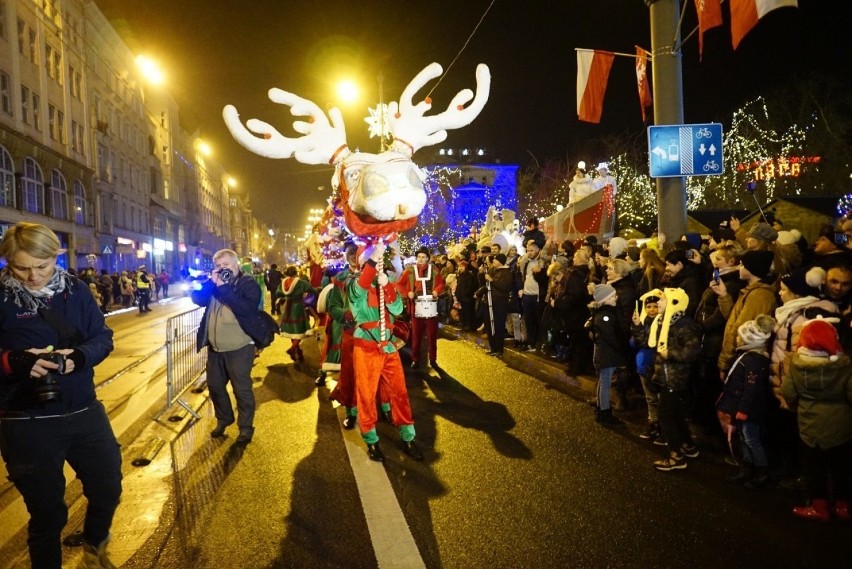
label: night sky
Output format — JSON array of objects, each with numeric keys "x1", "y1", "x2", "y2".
[{"x1": 93, "y1": 0, "x2": 850, "y2": 232}]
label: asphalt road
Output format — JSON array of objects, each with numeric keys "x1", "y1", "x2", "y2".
[{"x1": 2, "y1": 312, "x2": 849, "y2": 568}]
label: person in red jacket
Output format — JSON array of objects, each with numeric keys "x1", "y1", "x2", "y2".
[{"x1": 399, "y1": 247, "x2": 444, "y2": 368}]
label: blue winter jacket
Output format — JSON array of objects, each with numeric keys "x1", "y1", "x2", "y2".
[{"x1": 0, "y1": 277, "x2": 114, "y2": 416}]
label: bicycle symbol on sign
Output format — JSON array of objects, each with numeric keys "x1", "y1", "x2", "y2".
[
  {"x1": 703, "y1": 160, "x2": 720, "y2": 172},
  {"x1": 695, "y1": 127, "x2": 712, "y2": 139}
]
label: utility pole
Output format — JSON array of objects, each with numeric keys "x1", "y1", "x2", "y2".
[{"x1": 647, "y1": 0, "x2": 687, "y2": 243}]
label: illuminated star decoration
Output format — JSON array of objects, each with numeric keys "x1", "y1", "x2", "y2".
[{"x1": 364, "y1": 103, "x2": 392, "y2": 142}]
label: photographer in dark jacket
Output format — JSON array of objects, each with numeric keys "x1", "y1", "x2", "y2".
[
  {"x1": 480, "y1": 254, "x2": 513, "y2": 356},
  {"x1": 192, "y1": 249, "x2": 263, "y2": 444},
  {"x1": 0, "y1": 222, "x2": 120, "y2": 569}
]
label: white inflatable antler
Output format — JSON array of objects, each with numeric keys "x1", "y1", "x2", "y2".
[
  {"x1": 388, "y1": 63, "x2": 491, "y2": 155},
  {"x1": 223, "y1": 90, "x2": 349, "y2": 165}
]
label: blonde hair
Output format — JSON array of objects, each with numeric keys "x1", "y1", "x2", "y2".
[
  {"x1": 607, "y1": 258, "x2": 632, "y2": 278},
  {"x1": 0, "y1": 222, "x2": 63, "y2": 261}
]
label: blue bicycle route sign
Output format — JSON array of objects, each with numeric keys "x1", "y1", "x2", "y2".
[{"x1": 647, "y1": 123, "x2": 724, "y2": 178}]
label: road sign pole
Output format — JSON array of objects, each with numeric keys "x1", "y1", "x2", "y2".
[{"x1": 648, "y1": 0, "x2": 687, "y2": 243}]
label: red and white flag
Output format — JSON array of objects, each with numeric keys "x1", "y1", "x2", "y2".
[
  {"x1": 577, "y1": 50, "x2": 615, "y2": 124},
  {"x1": 694, "y1": 0, "x2": 723, "y2": 60},
  {"x1": 635, "y1": 47, "x2": 652, "y2": 124},
  {"x1": 731, "y1": 0, "x2": 798, "y2": 50}
]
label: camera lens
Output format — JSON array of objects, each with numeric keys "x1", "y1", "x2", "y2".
[
  {"x1": 33, "y1": 354, "x2": 65, "y2": 403},
  {"x1": 219, "y1": 268, "x2": 233, "y2": 282}
]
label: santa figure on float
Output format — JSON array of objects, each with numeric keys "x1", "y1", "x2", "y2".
[{"x1": 222, "y1": 62, "x2": 490, "y2": 461}]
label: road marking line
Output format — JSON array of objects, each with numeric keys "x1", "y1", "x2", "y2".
[{"x1": 338, "y1": 408, "x2": 426, "y2": 569}]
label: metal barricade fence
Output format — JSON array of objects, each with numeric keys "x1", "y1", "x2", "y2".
[{"x1": 164, "y1": 307, "x2": 206, "y2": 419}]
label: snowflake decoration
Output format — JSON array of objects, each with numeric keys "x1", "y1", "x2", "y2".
[{"x1": 364, "y1": 103, "x2": 391, "y2": 141}]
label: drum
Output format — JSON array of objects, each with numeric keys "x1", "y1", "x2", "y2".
[{"x1": 414, "y1": 295, "x2": 438, "y2": 319}]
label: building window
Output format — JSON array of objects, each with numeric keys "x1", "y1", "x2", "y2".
[
  {"x1": 71, "y1": 120, "x2": 85, "y2": 154},
  {"x1": 74, "y1": 180, "x2": 86, "y2": 224},
  {"x1": 57, "y1": 109, "x2": 65, "y2": 143},
  {"x1": 47, "y1": 103, "x2": 55, "y2": 138},
  {"x1": 31, "y1": 92, "x2": 40, "y2": 131},
  {"x1": 45, "y1": 43, "x2": 61, "y2": 83},
  {"x1": 50, "y1": 170, "x2": 68, "y2": 219},
  {"x1": 20, "y1": 85, "x2": 29, "y2": 124},
  {"x1": 0, "y1": 71, "x2": 11, "y2": 115},
  {"x1": 22, "y1": 157, "x2": 45, "y2": 214},
  {"x1": 0, "y1": 1, "x2": 7, "y2": 41},
  {"x1": 0, "y1": 145, "x2": 14, "y2": 208},
  {"x1": 69, "y1": 65, "x2": 82, "y2": 99},
  {"x1": 17, "y1": 18, "x2": 24, "y2": 55},
  {"x1": 28, "y1": 28, "x2": 36, "y2": 64}
]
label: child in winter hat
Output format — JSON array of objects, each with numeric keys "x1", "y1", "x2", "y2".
[{"x1": 737, "y1": 314, "x2": 776, "y2": 350}]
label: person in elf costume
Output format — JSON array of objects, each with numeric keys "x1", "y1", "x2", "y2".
[
  {"x1": 399, "y1": 246, "x2": 445, "y2": 368},
  {"x1": 349, "y1": 242, "x2": 423, "y2": 462},
  {"x1": 328, "y1": 244, "x2": 399, "y2": 428},
  {"x1": 277, "y1": 265, "x2": 317, "y2": 362}
]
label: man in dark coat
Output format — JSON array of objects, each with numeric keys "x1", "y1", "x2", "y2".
[
  {"x1": 265, "y1": 263, "x2": 284, "y2": 315},
  {"x1": 481, "y1": 253, "x2": 513, "y2": 356}
]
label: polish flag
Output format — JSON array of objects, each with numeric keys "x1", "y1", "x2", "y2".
[
  {"x1": 635, "y1": 47, "x2": 652, "y2": 124},
  {"x1": 694, "y1": 0, "x2": 723, "y2": 60},
  {"x1": 731, "y1": 0, "x2": 798, "y2": 50},
  {"x1": 577, "y1": 50, "x2": 615, "y2": 124}
]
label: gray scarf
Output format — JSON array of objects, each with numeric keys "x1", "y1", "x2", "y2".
[{"x1": 0, "y1": 266, "x2": 75, "y2": 314}]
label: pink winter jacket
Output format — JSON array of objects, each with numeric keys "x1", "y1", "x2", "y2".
[{"x1": 770, "y1": 297, "x2": 838, "y2": 390}]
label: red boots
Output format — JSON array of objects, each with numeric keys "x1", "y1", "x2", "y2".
[{"x1": 792, "y1": 499, "x2": 830, "y2": 522}]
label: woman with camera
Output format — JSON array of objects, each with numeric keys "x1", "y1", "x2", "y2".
[{"x1": 0, "y1": 222, "x2": 120, "y2": 569}]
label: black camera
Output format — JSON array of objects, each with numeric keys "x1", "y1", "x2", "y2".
[
  {"x1": 33, "y1": 353, "x2": 66, "y2": 403},
  {"x1": 218, "y1": 268, "x2": 233, "y2": 283}
]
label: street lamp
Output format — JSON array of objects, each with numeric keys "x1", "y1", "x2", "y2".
[{"x1": 70, "y1": 206, "x2": 81, "y2": 270}]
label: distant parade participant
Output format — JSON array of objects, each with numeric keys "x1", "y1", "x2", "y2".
[
  {"x1": 324, "y1": 245, "x2": 359, "y2": 408},
  {"x1": 349, "y1": 243, "x2": 423, "y2": 462},
  {"x1": 316, "y1": 253, "x2": 355, "y2": 388},
  {"x1": 277, "y1": 265, "x2": 316, "y2": 362},
  {"x1": 136, "y1": 264, "x2": 152, "y2": 313},
  {"x1": 399, "y1": 247, "x2": 444, "y2": 368}
]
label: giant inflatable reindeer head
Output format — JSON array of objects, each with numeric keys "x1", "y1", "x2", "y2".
[{"x1": 223, "y1": 63, "x2": 490, "y2": 238}]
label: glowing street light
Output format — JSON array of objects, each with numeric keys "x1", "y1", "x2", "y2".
[
  {"x1": 196, "y1": 140, "x2": 212, "y2": 157},
  {"x1": 136, "y1": 55, "x2": 165, "y2": 85},
  {"x1": 226, "y1": 176, "x2": 237, "y2": 187},
  {"x1": 336, "y1": 80, "x2": 359, "y2": 104}
]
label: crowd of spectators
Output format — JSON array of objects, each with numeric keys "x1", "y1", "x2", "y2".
[{"x1": 431, "y1": 214, "x2": 852, "y2": 522}]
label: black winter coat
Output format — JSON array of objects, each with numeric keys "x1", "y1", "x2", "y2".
[
  {"x1": 556, "y1": 265, "x2": 591, "y2": 333},
  {"x1": 651, "y1": 314, "x2": 703, "y2": 391},
  {"x1": 591, "y1": 305, "x2": 630, "y2": 370},
  {"x1": 717, "y1": 349, "x2": 771, "y2": 422},
  {"x1": 0, "y1": 276, "x2": 114, "y2": 415},
  {"x1": 663, "y1": 264, "x2": 703, "y2": 318},
  {"x1": 694, "y1": 270, "x2": 745, "y2": 358},
  {"x1": 192, "y1": 273, "x2": 263, "y2": 352},
  {"x1": 611, "y1": 277, "x2": 638, "y2": 341}
]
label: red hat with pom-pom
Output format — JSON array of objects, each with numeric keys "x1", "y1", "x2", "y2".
[{"x1": 797, "y1": 318, "x2": 843, "y2": 361}]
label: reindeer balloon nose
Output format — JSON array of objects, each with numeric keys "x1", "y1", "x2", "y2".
[{"x1": 223, "y1": 62, "x2": 491, "y2": 238}]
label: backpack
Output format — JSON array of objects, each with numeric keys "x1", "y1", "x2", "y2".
[{"x1": 245, "y1": 310, "x2": 280, "y2": 349}]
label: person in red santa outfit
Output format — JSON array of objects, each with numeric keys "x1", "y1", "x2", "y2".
[{"x1": 399, "y1": 246, "x2": 444, "y2": 369}]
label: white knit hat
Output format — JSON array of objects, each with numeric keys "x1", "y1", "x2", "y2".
[{"x1": 737, "y1": 314, "x2": 776, "y2": 347}]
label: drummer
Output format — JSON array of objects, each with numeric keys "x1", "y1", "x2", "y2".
[{"x1": 400, "y1": 247, "x2": 445, "y2": 369}]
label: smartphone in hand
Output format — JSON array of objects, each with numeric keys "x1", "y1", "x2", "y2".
[{"x1": 713, "y1": 268, "x2": 720, "y2": 283}]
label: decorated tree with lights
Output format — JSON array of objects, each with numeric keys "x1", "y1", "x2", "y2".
[
  {"x1": 400, "y1": 166, "x2": 462, "y2": 252},
  {"x1": 515, "y1": 158, "x2": 572, "y2": 220}
]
